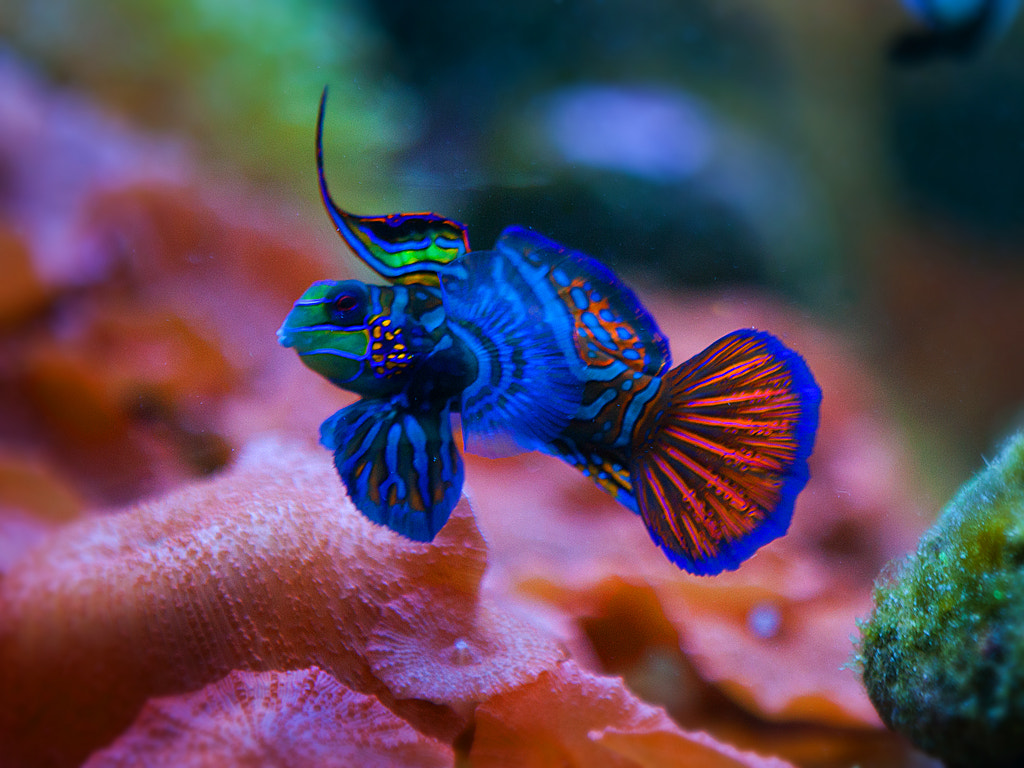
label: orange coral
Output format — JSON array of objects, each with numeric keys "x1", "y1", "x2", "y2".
[
  {"x1": 471, "y1": 660, "x2": 794, "y2": 768},
  {"x1": 0, "y1": 58, "x2": 344, "y2": 509},
  {"x1": 82, "y1": 667, "x2": 454, "y2": 768},
  {"x1": 0, "y1": 453, "x2": 82, "y2": 574},
  {"x1": 0, "y1": 438, "x2": 562, "y2": 768},
  {"x1": 655, "y1": 559, "x2": 878, "y2": 727},
  {"x1": 0, "y1": 453, "x2": 82, "y2": 524},
  {"x1": 0, "y1": 227, "x2": 49, "y2": 329}
]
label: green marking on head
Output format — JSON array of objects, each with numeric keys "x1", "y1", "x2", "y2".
[{"x1": 278, "y1": 280, "x2": 373, "y2": 387}]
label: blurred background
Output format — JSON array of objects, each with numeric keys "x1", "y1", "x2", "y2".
[
  {"x1": 2, "y1": 1, "x2": 1024, "y2": 766},
  {"x1": 5, "y1": 0, "x2": 1022, "y2": 505}
]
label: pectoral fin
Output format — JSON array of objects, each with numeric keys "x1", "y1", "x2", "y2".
[
  {"x1": 320, "y1": 397, "x2": 463, "y2": 542},
  {"x1": 441, "y1": 248, "x2": 583, "y2": 458}
]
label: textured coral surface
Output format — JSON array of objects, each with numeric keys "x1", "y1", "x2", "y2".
[
  {"x1": 82, "y1": 667, "x2": 455, "y2": 768},
  {"x1": 0, "y1": 440, "x2": 796, "y2": 768},
  {"x1": 0, "y1": 439, "x2": 563, "y2": 766}
]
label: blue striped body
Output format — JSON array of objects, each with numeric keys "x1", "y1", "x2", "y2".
[
  {"x1": 453, "y1": 226, "x2": 673, "y2": 512},
  {"x1": 278, "y1": 227, "x2": 670, "y2": 538}
]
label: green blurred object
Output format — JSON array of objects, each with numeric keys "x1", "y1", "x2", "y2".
[
  {"x1": 0, "y1": 0, "x2": 414, "y2": 202},
  {"x1": 857, "y1": 430, "x2": 1024, "y2": 768}
]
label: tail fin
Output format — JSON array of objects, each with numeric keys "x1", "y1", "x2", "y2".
[
  {"x1": 320, "y1": 396, "x2": 464, "y2": 542},
  {"x1": 629, "y1": 329, "x2": 821, "y2": 575}
]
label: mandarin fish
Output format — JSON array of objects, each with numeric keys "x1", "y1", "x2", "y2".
[
  {"x1": 277, "y1": 90, "x2": 822, "y2": 576},
  {"x1": 892, "y1": 0, "x2": 1020, "y2": 62}
]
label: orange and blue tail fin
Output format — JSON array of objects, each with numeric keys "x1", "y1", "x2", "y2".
[{"x1": 630, "y1": 329, "x2": 821, "y2": 575}]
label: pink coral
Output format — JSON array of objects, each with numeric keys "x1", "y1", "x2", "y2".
[
  {"x1": 0, "y1": 438, "x2": 562, "y2": 767},
  {"x1": 0, "y1": 437, "x2": 811, "y2": 768},
  {"x1": 82, "y1": 667, "x2": 454, "y2": 768},
  {"x1": 367, "y1": 594, "x2": 567, "y2": 710}
]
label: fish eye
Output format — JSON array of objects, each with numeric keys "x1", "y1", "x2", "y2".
[
  {"x1": 329, "y1": 290, "x2": 365, "y2": 327},
  {"x1": 334, "y1": 294, "x2": 358, "y2": 312}
]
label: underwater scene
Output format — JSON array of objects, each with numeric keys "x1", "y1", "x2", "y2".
[{"x1": 2, "y1": 1, "x2": 1024, "y2": 766}]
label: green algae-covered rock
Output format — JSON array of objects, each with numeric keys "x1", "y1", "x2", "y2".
[{"x1": 858, "y1": 431, "x2": 1024, "y2": 768}]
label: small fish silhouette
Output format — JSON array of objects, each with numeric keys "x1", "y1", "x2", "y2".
[
  {"x1": 892, "y1": 0, "x2": 1020, "y2": 62},
  {"x1": 278, "y1": 90, "x2": 821, "y2": 575}
]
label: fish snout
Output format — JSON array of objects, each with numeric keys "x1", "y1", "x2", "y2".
[{"x1": 276, "y1": 323, "x2": 296, "y2": 348}]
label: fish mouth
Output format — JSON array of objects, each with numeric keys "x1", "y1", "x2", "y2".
[{"x1": 276, "y1": 324, "x2": 295, "y2": 348}]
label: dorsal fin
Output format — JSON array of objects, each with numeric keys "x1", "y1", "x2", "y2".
[
  {"x1": 316, "y1": 88, "x2": 469, "y2": 284},
  {"x1": 495, "y1": 226, "x2": 671, "y2": 376}
]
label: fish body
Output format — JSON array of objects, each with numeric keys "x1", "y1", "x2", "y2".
[
  {"x1": 893, "y1": 0, "x2": 1020, "y2": 61},
  {"x1": 278, "y1": 90, "x2": 822, "y2": 575}
]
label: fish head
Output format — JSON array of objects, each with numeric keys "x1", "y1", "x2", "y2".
[{"x1": 278, "y1": 279, "x2": 383, "y2": 392}]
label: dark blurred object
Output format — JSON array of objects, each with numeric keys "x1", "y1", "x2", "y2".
[
  {"x1": 874, "y1": 230, "x2": 1024, "y2": 474},
  {"x1": 367, "y1": 1, "x2": 779, "y2": 125},
  {"x1": 886, "y1": 57, "x2": 1024, "y2": 244},
  {"x1": 361, "y1": 1, "x2": 838, "y2": 299},
  {"x1": 467, "y1": 177, "x2": 767, "y2": 288},
  {"x1": 891, "y1": 0, "x2": 1021, "y2": 62}
]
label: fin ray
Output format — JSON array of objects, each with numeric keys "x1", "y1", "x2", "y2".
[
  {"x1": 317, "y1": 88, "x2": 469, "y2": 283},
  {"x1": 320, "y1": 397, "x2": 463, "y2": 541},
  {"x1": 630, "y1": 329, "x2": 821, "y2": 575},
  {"x1": 442, "y1": 250, "x2": 583, "y2": 458}
]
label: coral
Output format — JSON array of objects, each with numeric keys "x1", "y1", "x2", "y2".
[
  {"x1": 82, "y1": 667, "x2": 454, "y2": 768},
  {"x1": 0, "y1": 453, "x2": 82, "y2": 574},
  {"x1": 857, "y1": 430, "x2": 1024, "y2": 768},
  {"x1": 0, "y1": 438, "x2": 562, "y2": 768},
  {"x1": 367, "y1": 594, "x2": 566, "y2": 711},
  {"x1": 471, "y1": 660, "x2": 793, "y2": 768},
  {"x1": 0, "y1": 227, "x2": 49, "y2": 329},
  {"x1": 0, "y1": 56, "x2": 344, "y2": 507},
  {"x1": 0, "y1": 437, "x2": 803, "y2": 768},
  {"x1": 0, "y1": 453, "x2": 81, "y2": 524}
]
